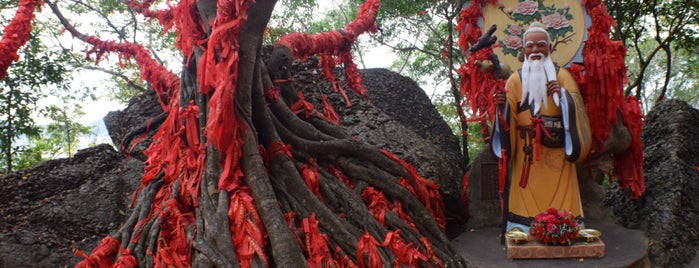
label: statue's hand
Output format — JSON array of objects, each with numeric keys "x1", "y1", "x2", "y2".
[
  {"x1": 494, "y1": 89, "x2": 507, "y2": 106},
  {"x1": 547, "y1": 80, "x2": 561, "y2": 96},
  {"x1": 470, "y1": 24, "x2": 498, "y2": 52}
]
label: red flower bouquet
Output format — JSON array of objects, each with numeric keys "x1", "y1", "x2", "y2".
[{"x1": 530, "y1": 208, "x2": 581, "y2": 245}]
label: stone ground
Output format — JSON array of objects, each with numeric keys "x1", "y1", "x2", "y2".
[{"x1": 451, "y1": 221, "x2": 649, "y2": 267}]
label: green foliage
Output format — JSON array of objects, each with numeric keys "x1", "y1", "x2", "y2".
[
  {"x1": 0, "y1": 103, "x2": 94, "y2": 172},
  {"x1": 59, "y1": 0, "x2": 180, "y2": 105},
  {"x1": 631, "y1": 40, "x2": 699, "y2": 109},
  {"x1": 0, "y1": 30, "x2": 72, "y2": 172},
  {"x1": 13, "y1": 134, "x2": 60, "y2": 171},
  {"x1": 379, "y1": 2, "x2": 466, "y2": 89},
  {"x1": 606, "y1": 0, "x2": 698, "y2": 106},
  {"x1": 668, "y1": 49, "x2": 699, "y2": 106},
  {"x1": 266, "y1": 0, "x2": 321, "y2": 43},
  {"x1": 433, "y1": 93, "x2": 486, "y2": 161},
  {"x1": 371, "y1": 0, "x2": 440, "y2": 17},
  {"x1": 44, "y1": 103, "x2": 94, "y2": 158},
  {"x1": 0, "y1": 20, "x2": 97, "y2": 172}
]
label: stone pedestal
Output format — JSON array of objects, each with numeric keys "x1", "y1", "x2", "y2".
[
  {"x1": 451, "y1": 221, "x2": 649, "y2": 267},
  {"x1": 506, "y1": 238, "x2": 605, "y2": 259}
]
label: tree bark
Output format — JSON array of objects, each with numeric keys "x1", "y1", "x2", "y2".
[{"x1": 62, "y1": 0, "x2": 467, "y2": 266}]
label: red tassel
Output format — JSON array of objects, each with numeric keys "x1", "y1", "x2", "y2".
[
  {"x1": 114, "y1": 248, "x2": 138, "y2": 268},
  {"x1": 275, "y1": 0, "x2": 380, "y2": 107},
  {"x1": 301, "y1": 159, "x2": 322, "y2": 200},
  {"x1": 519, "y1": 159, "x2": 531, "y2": 188},
  {"x1": 334, "y1": 246, "x2": 359, "y2": 267},
  {"x1": 74, "y1": 236, "x2": 120, "y2": 268},
  {"x1": 301, "y1": 213, "x2": 336, "y2": 267},
  {"x1": 290, "y1": 91, "x2": 323, "y2": 119},
  {"x1": 613, "y1": 96, "x2": 645, "y2": 198},
  {"x1": 228, "y1": 189, "x2": 269, "y2": 268},
  {"x1": 461, "y1": 170, "x2": 471, "y2": 220},
  {"x1": 530, "y1": 117, "x2": 552, "y2": 161},
  {"x1": 579, "y1": 1, "x2": 644, "y2": 198},
  {"x1": 356, "y1": 232, "x2": 381, "y2": 268},
  {"x1": 381, "y1": 149, "x2": 446, "y2": 229},
  {"x1": 498, "y1": 149, "x2": 507, "y2": 215},
  {"x1": 362, "y1": 187, "x2": 389, "y2": 224},
  {"x1": 322, "y1": 95, "x2": 341, "y2": 125}
]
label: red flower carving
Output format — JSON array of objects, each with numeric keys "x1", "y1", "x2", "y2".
[{"x1": 515, "y1": 1, "x2": 538, "y2": 16}]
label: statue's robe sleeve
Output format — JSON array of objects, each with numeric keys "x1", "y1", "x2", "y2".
[{"x1": 558, "y1": 70, "x2": 592, "y2": 162}]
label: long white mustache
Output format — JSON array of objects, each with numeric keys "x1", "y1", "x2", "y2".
[
  {"x1": 521, "y1": 53, "x2": 557, "y2": 114},
  {"x1": 527, "y1": 52, "x2": 545, "y2": 61}
]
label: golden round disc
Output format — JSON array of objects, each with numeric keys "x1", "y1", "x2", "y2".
[
  {"x1": 482, "y1": 0, "x2": 587, "y2": 70},
  {"x1": 578, "y1": 229, "x2": 602, "y2": 238}
]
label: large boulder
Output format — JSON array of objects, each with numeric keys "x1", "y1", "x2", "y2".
[
  {"x1": 292, "y1": 66, "x2": 468, "y2": 234},
  {"x1": 606, "y1": 99, "x2": 699, "y2": 267},
  {"x1": 0, "y1": 144, "x2": 142, "y2": 267},
  {"x1": 103, "y1": 90, "x2": 164, "y2": 161}
]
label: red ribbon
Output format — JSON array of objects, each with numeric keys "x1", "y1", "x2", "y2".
[
  {"x1": 498, "y1": 148, "x2": 508, "y2": 215},
  {"x1": 519, "y1": 157, "x2": 531, "y2": 188},
  {"x1": 530, "y1": 117, "x2": 552, "y2": 161}
]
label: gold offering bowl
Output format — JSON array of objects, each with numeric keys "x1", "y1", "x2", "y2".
[
  {"x1": 505, "y1": 229, "x2": 530, "y2": 244},
  {"x1": 578, "y1": 229, "x2": 602, "y2": 242}
]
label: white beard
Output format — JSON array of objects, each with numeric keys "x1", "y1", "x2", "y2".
[{"x1": 521, "y1": 53, "x2": 557, "y2": 115}]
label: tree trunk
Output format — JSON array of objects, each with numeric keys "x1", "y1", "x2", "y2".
[{"x1": 63, "y1": 0, "x2": 466, "y2": 267}]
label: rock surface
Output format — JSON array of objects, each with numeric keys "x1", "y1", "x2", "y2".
[
  {"x1": 292, "y1": 66, "x2": 468, "y2": 233},
  {"x1": 103, "y1": 90, "x2": 164, "y2": 161},
  {"x1": 606, "y1": 99, "x2": 699, "y2": 267},
  {"x1": 0, "y1": 144, "x2": 143, "y2": 267}
]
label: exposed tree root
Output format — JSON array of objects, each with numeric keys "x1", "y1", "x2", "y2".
[{"x1": 71, "y1": 0, "x2": 466, "y2": 266}]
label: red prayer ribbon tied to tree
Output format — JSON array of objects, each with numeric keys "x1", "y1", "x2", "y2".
[
  {"x1": 68, "y1": 0, "x2": 446, "y2": 266},
  {"x1": 455, "y1": 0, "x2": 508, "y2": 133},
  {"x1": 301, "y1": 213, "x2": 336, "y2": 267},
  {"x1": 74, "y1": 236, "x2": 121, "y2": 268},
  {"x1": 0, "y1": 0, "x2": 42, "y2": 80},
  {"x1": 580, "y1": 0, "x2": 645, "y2": 198},
  {"x1": 125, "y1": 0, "x2": 175, "y2": 29},
  {"x1": 275, "y1": 0, "x2": 380, "y2": 107},
  {"x1": 381, "y1": 149, "x2": 446, "y2": 229},
  {"x1": 65, "y1": 0, "x2": 258, "y2": 265},
  {"x1": 458, "y1": 0, "x2": 644, "y2": 199}
]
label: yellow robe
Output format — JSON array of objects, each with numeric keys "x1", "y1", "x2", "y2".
[{"x1": 492, "y1": 68, "x2": 592, "y2": 225}]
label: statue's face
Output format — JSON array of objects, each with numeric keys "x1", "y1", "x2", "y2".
[{"x1": 523, "y1": 31, "x2": 551, "y2": 60}]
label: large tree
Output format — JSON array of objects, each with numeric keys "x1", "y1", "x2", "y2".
[
  {"x1": 0, "y1": 0, "x2": 467, "y2": 266},
  {"x1": 607, "y1": 0, "x2": 698, "y2": 107}
]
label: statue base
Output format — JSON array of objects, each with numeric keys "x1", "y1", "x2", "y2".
[
  {"x1": 451, "y1": 221, "x2": 649, "y2": 267},
  {"x1": 506, "y1": 238, "x2": 605, "y2": 259}
]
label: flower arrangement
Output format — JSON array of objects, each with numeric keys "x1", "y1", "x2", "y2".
[{"x1": 530, "y1": 207, "x2": 581, "y2": 245}]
